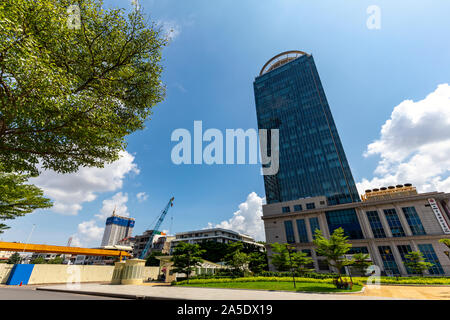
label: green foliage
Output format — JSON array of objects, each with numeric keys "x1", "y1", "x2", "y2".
[
  {"x1": 269, "y1": 243, "x2": 290, "y2": 271},
  {"x1": 313, "y1": 228, "x2": 353, "y2": 285},
  {"x1": 0, "y1": 0, "x2": 167, "y2": 176},
  {"x1": 353, "y1": 276, "x2": 450, "y2": 285},
  {"x1": 0, "y1": 170, "x2": 52, "y2": 233},
  {"x1": 145, "y1": 250, "x2": 167, "y2": 266},
  {"x1": 223, "y1": 242, "x2": 252, "y2": 274},
  {"x1": 7, "y1": 252, "x2": 21, "y2": 264},
  {"x1": 248, "y1": 251, "x2": 268, "y2": 274},
  {"x1": 171, "y1": 242, "x2": 205, "y2": 283},
  {"x1": 47, "y1": 256, "x2": 64, "y2": 264},
  {"x1": 198, "y1": 241, "x2": 229, "y2": 263},
  {"x1": 175, "y1": 276, "x2": 364, "y2": 286},
  {"x1": 227, "y1": 251, "x2": 250, "y2": 273},
  {"x1": 257, "y1": 271, "x2": 339, "y2": 279},
  {"x1": 404, "y1": 251, "x2": 434, "y2": 276},
  {"x1": 352, "y1": 253, "x2": 372, "y2": 275},
  {"x1": 269, "y1": 243, "x2": 313, "y2": 275},
  {"x1": 30, "y1": 256, "x2": 46, "y2": 264},
  {"x1": 439, "y1": 238, "x2": 450, "y2": 249},
  {"x1": 176, "y1": 275, "x2": 450, "y2": 287}
]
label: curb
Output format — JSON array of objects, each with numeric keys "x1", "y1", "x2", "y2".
[{"x1": 35, "y1": 287, "x2": 186, "y2": 300}]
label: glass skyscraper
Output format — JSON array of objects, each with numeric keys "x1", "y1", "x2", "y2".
[{"x1": 254, "y1": 51, "x2": 360, "y2": 205}]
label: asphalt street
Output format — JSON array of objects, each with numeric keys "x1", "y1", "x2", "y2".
[{"x1": 0, "y1": 287, "x2": 124, "y2": 300}]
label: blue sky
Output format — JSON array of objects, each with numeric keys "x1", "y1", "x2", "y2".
[{"x1": 3, "y1": 0, "x2": 450, "y2": 246}]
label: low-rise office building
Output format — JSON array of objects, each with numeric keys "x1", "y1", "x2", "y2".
[
  {"x1": 171, "y1": 228, "x2": 264, "y2": 251},
  {"x1": 132, "y1": 230, "x2": 172, "y2": 258},
  {"x1": 262, "y1": 185, "x2": 450, "y2": 276}
]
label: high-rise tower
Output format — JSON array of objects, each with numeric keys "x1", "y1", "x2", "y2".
[
  {"x1": 254, "y1": 51, "x2": 360, "y2": 205},
  {"x1": 100, "y1": 210, "x2": 135, "y2": 247}
]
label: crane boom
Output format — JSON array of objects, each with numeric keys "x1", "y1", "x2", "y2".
[{"x1": 139, "y1": 197, "x2": 174, "y2": 260}]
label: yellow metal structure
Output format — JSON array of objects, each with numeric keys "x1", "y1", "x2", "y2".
[
  {"x1": 361, "y1": 185, "x2": 418, "y2": 202},
  {"x1": 0, "y1": 241, "x2": 131, "y2": 260}
]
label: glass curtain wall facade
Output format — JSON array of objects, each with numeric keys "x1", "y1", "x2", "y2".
[{"x1": 254, "y1": 52, "x2": 360, "y2": 205}]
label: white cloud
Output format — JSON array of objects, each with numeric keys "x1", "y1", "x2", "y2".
[
  {"x1": 136, "y1": 192, "x2": 149, "y2": 203},
  {"x1": 73, "y1": 220, "x2": 104, "y2": 247},
  {"x1": 358, "y1": 83, "x2": 450, "y2": 193},
  {"x1": 207, "y1": 192, "x2": 266, "y2": 241},
  {"x1": 71, "y1": 192, "x2": 130, "y2": 248},
  {"x1": 69, "y1": 235, "x2": 82, "y2": 247},
  {"x1": 31, "y1": 151, "x2": 139, "y2": 215},
  {"x1": 96, "y1": 192, "x2": 130, "y2": 220},
  {"x1": 157, "y1": 20, "x2": 181, "y2": 41}
]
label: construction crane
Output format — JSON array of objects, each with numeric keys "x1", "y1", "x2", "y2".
[{"x1": 139, "y1": 197, "x2": 174, "y2": 260}]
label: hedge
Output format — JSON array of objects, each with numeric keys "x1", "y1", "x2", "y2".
[
  {"x1": 175, "y1": 276, "x2": 364, "y2": 286},
  {"x1": 175, "y1": 276, "x2": 450, "y2": 286},
  {"x1": 353, "y1": 276, "x2": 450, "y2": 285}
]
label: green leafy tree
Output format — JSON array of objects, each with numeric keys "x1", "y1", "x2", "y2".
[
  {"x1": 30, "y1": 256, "x2": 46, "y2": 264},
  {"x1": 171, "y1": 242, "x2": 205, "y2": 283},
  {"x1": 0, "y1": 0, "x2": 167, "y2": 176},
  {"x1": 223, "y1": 242, "x2": 248, "y2": 276},
  {"x1": 145, "y1": 250, "x2": 168, "y2": 266},
  {"x1": 440, "y1": 239, "x2": 450, "y2": 249},
  {"x1": 0, "y1": 0, "x2": 167, "y2": 228},
  {"x1": 269, "y1": 243, "x2": 290, "y2": 271},
  {"x1": 198, "y1": 241, "x2": 229, "y2": 263},
  {"x1": 269, "y1": 243, "x2": 313, "y2": 274},
  {"x1": 225, "y1": 242, "x2": 244, "y2": 257},
  {"x1": 313, "y1": 228, "x2": 354, "y2": 286},
  {"x1": 0, "y1": 170, "x2": 52, "y2": 233},
  {"x1": 291, "y1": 251, "x2": 314, "y2": 276},
  {"x1": 47, "y1": 255, "x2": 64, "y2": 264},
  {"x1": 352, "y1": 253, "x2": 372, "y2": 275},
  {"x1": 7, "y1": 252, "x2": 21, "y2": 264},
  {"x1": 404, "y1": 251, "x2": 434, "y2": 276},
  {"x1": 227, "y1": 251, "x2": 250, "y2": 274},
  {"x1": 248, "y1": 251, "x2": 268, "y2": 274}
]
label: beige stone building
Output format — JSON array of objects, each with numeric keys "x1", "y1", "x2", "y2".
[{"x1": 262, "y1": 186, "x2": 450, "y2": 276}]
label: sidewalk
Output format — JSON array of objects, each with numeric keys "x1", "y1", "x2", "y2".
[
  {"x1": 357, "y1": 285, "x2": 450, "y2": 300},
  {"x1": 36, "y1": 283, "x2": 401, "y2": 300}
]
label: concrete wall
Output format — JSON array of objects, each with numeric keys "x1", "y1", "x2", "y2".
[
  {"x1": 0, "y1": 264, "x2": 14, "y2": 284},
  {"x1": 28, "y1": 265, "x2": 115, "y2": 284},
  {"x1": 142, "y1": 266, "x2": 159, "y2": 281},
  {"x1": 1, "y1": 264, "x2": 160, "y2": 285}
]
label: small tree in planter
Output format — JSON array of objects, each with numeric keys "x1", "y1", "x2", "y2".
[
  {"x1": 313, "y1": 228, "x2": 354, "y2": 289},
  {"x1": 171, "y1": 242, "x2": 205, "y2": 283},
  {"x1": 404, "y1": 251, "x2": 434, "y2": 276},
  {"x1": 352, "y1": 253, "x2": 372, "y2": 276},
  {"x1": 7, "y1": 252, "x2": 21, "y2": 264},
  {"x1": 291, "y1": 250, "x2": 314, "y2": 276}
]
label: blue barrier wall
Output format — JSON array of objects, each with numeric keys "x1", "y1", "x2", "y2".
[{"x1": 6, "y1": 264, "x2": 35, "y2": 285}]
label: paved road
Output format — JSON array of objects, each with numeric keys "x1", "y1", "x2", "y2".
[
  {"x1": 0, "y1": 287, "x2": 124, "y2": 300},
  {"x1": 37, "y1": 283, "x2": 400, "y2": 300}
]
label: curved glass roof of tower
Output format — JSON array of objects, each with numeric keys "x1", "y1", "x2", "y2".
[{"x1": 253, "y1": 50, "x2": 360, "y2": 205}]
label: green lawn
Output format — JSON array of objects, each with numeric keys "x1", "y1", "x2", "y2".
[{"x1": 178, "y1": 281, "x2": 363, "y2": 293}]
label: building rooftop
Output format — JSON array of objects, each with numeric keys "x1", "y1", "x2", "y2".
[{"x1": 259, "y1": 50, "x2": 310, "y2": 76}]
